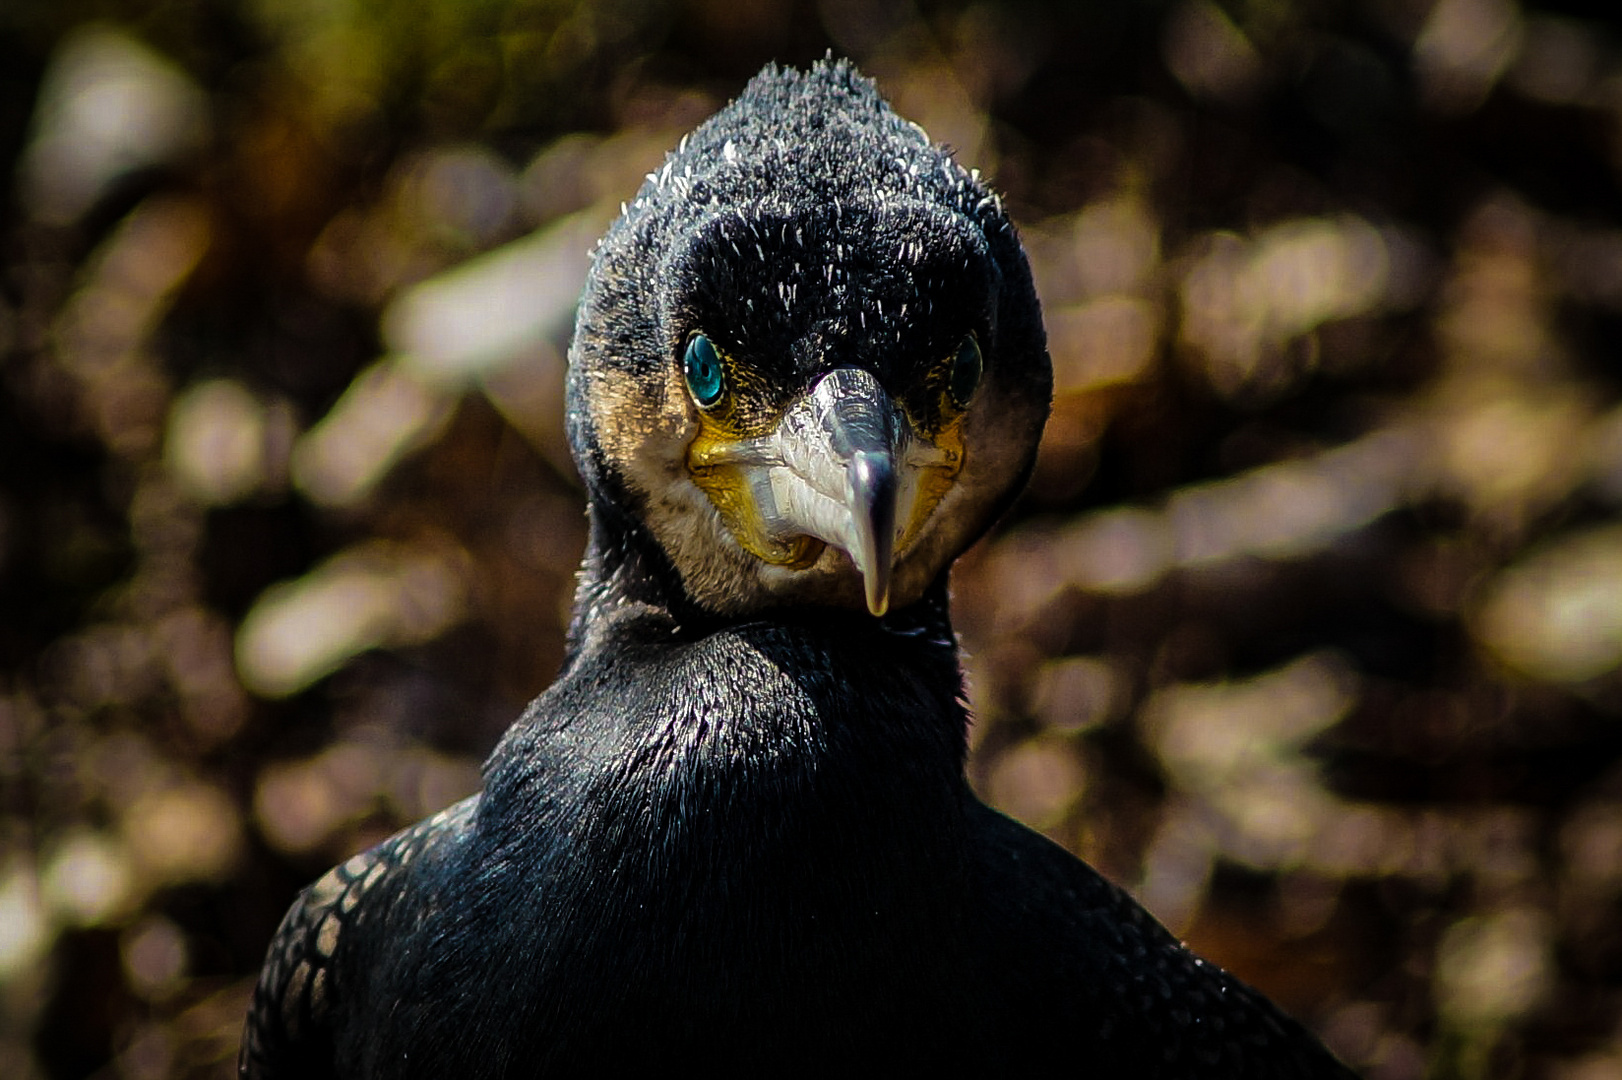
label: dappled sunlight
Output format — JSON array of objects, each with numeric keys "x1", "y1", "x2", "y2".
[
  {"x1": 1435, "y1": 908, "x2": 1554, "y2": 1043},
  {"x1": 1178, "y1": 217, "x2": 1393, "y2": 400},
  {"x1": 289, "y1": 358, "x2": 455, "y2": 507},
  {"x1": 51, "y1": 196, "x2": 208, "y2": 459},
  {"x1": 1474, "y1": 524, "x2": 1622, "y2": 683},
  {"x1": 40, "y1": 830, "x2": 135, "y2": 929},
  {"x1": 984, "y1": 736, "x2": 1087, "y2": 834},
  {"x1": 1415, "y1": 0, "x2": 1523, "y2": 113},
  {"x1": 20, "y1": 25, "x2": 207, "y2": 225},
  {"x1": 251, "y1": 735, "x2": 479, "y2": 858},
  {"x1": 382, "y1": 210, "x2": 602, "y2": 385},
  {"x1": 165, "y1": 380, "x2": 292, "y2": 506},
  {"x1": 1137, "y1": 655, "x2": 1357, "y2": 888},
  {"x1": 120, "y1": 781, "x2": 243, "y2": 888},
  {"x1": 1163, "y1": 0, "x2": 1263, "y2": 106},
  {"x1": 0, "y1": 866, "x2": 49, "y2": 986},
  {"x1": 235, "y1": 541, "x2": 469, "y2": 697},
  {"x1": 985, "y1": 425, "x2": 1423, "y2": 619}
]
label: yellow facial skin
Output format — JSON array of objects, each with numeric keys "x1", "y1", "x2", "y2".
[
  {"x1": 684, "y1": 345, "x2": 825, "y2": 569},
  {"x1": 895, "y1": 414, "x2": 963, "y2": 554},
  {"x1": 688, "y1": 440, "x2": 826, "y2": 569},
  {"x1": 892, "y1": 332, "x2": 978, "y2": 553}
]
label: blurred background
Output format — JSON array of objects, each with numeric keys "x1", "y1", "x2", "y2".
[{"x1": 2, "y1": 0, "x2": 1621, "y2": 1076}]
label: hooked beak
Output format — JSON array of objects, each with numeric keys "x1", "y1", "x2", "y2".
[
  {"x1": 813, "y1": 370, "x2": 900, "y2": 614},
  {"x1": 689, "y1": 367, "x2": 951, "y2": 616},
  {"x1": 844, "y1": 447, "x2": 897, "y2": 616}
]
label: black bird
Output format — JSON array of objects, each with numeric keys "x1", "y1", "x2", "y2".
[{"x1": 241, "y1": 60, "x2": 1356, "y2": 1077}]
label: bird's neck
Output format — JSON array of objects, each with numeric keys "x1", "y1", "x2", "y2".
[
  {"x1": 560, "y1": 498, "x2": 710, "y2": 653},
  {"x1": 469, "y1": 500, "x2": 980, "y2": 1036},
  {"x1": 490, "y1": 493, "x2": 974, "y2": 886}
]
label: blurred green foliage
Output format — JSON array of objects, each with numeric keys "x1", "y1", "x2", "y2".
[{"x1": 4, "y1": 1, "x2": 1622, "y2": 1078}]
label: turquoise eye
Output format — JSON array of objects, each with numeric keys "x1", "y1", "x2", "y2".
[
  {"x1": 683, "y1": 333, "x2": 725, "y2": 407},
  {"x1": 949, "y1": 334, "x2": 982, "y2": 407}
]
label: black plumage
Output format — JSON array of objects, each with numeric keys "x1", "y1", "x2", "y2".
[{"x1": 240, "y1": 60, "x2": 1356, "y2": 1077}]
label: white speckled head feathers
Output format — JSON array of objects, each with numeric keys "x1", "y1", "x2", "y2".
[{"x1": 566, "y1": 58, "x2": 1050, "y2": 618}]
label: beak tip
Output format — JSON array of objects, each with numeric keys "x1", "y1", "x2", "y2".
[{"x1": 848, "y1": 450, "x2": 898, "y2": 620}]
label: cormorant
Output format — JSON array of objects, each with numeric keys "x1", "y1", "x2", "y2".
[{"x1": 240, "y1": 60, "x2": 1356, "y2": 1077}]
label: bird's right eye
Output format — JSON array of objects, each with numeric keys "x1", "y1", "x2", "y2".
[
  {"x1": 948, "y1": 333, "x2": 983, "y2": 408},
  {"x1": 683, "y1": 334, "x2": 726, "y2": 408}
]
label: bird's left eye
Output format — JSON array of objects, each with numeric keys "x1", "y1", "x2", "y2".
[
  {"x1": 948, "y1": 334, "x2": 982, "y2": 408},
  {"x1": 683, "y1": 333, "x2": 726, "y2": 408}
]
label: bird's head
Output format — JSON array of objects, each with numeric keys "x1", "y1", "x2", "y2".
[{"x1": 567, "y1": 61, "x2": 1050, "y2": 619}]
